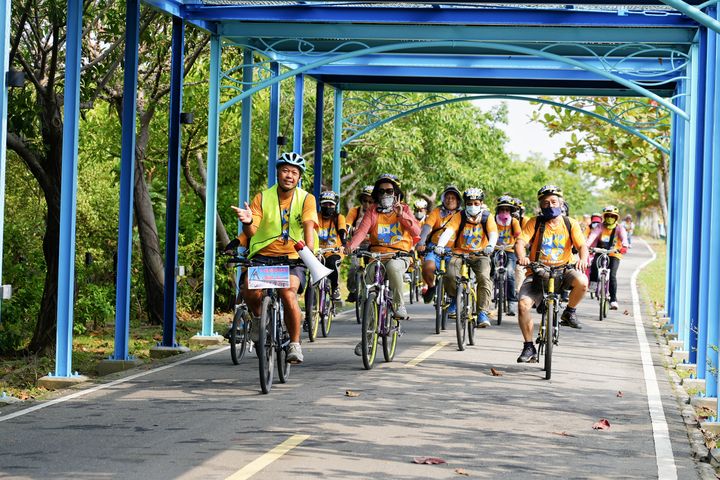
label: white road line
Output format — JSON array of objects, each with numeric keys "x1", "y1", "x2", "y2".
[
  {"x1": 0, "y1": 346, "x2": 229, "y2": 423},
  {"x1": 632, "y1": 238, "x2": 677, "y2": 480}
]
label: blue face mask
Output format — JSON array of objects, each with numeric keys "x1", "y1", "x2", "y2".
[{"x1": 541, "y1": 206, "x2": 563, "y2": 220}]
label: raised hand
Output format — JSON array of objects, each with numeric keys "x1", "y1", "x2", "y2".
[{"x1": 231, "y1": 202, "x2": 253, "y2": 225}]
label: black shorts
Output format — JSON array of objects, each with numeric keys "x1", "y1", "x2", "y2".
[{"x1": 251, "y1": 254, "x2": 308, "y2": 294}]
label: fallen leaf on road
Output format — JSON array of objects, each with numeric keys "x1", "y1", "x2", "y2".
[
  {"x1": 413, "y1": 457, "x2": 447, "y2": 465},
  {"x1": 490, "y1": 368, "x2": 503, "y2": 376},
  {"x1": 592, "y1": 419, "x2": 611, "y2": 430},
  {"x1": 551, "y1": 431, "x2": 576, "y2": 437},
  {"x1": 455, "y1": 468, "x2": 470, "y2": 476},
  {"x1": 623, "y1": 310, "x2": 630, "y2": 315},
  {"x1": 345, "y1": 390, "x2": 360, "y2": 397},
  {"x1": 617, "y1": 391, "x2": 624, "y2": 398}
]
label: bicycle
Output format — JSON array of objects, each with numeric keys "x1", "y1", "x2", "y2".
[
  {"x1": 432, "y1": 250, "x2": 452, "y2": 334},
  {"x1": 351, "y1": 252, "x2": 367, "y2": 325},
  {"x1": 492, "y1": 245, "x2": 514, "y2": 326},
  {"x1": 305, "y1": 247, "x2": 339, "y2": 339},
  {"x1": 529, "y1": 262, "x2": 575, "y2": 380},
  {"x1": 407, "y1": 249, "x2": 423, "y2": 304},
  {"x1": 356, "y1": 250, "x2": 407, "y2": 370},
  {"x1": 246, "y1": 256, "x2": 300, "y2": 394},
  {"x1": 591, "y1": 247, "x2": 614, "y2": 321},
  {"x1": 225, "y1": 257, "x2": 252, "y2": 365},
  {"x1": 450, "y1": 252, "x2": 481, "y2": 351}
]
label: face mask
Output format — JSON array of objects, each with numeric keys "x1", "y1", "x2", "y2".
[
  {"x1": 541, "y1": 206, "x2": 563, "y2": 220},
  {"x1": 414, "y1": 211, "x2": 425, "y2": 220},
  {"x1": 380, "y1": 195, "x2": 395, "y2": 209},
  {"x1": 321, "y1": 206, "x2": 335, "y2": 217},
  {"x1": 466, "y1": 205, "x2": 482, "y2": 217},
  {"x1": 604, "y1": 218, "x2": 617, "y2": 227},
  {"x1": 497, "y1": 212, "x2": 511, "y2": 223}
]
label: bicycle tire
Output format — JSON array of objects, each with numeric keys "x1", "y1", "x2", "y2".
[
  {"x1": 467, "y1": 287, "x2": 476, "y2": 346},
  {"x1": 496, "y1": 274, "x2": 505, "y2": 326},
  {"x1": 354, "y1": 271, "x2": 363, "y2": 324},
  {"x1": 276, "y1": 338, "x2": 291, "y2": 384},
  {"x1": 361, "y1": 293, "x2": 380, "y2": 370},
  {"x1": 455, "y1": 286, "x2": 467, "y2": 351},
  {"x1": 258, "y1": 296, "x2": 276, "y2": 394},
  {"x1": 229, "y1": 307, "x2": 249, "y2": 365},
  {"x1": 408, "y1": 269, "x2": 415, "y2": 304},
  {"x1": 544, "y1": 301, "x2": 554, "y2": 380},
  {"x1": 382, "y1": 304, "x2": 399, "y2": 362},
  {"x1": 599, "y1": 277, "x2": 606, "y2": 321},
  {"x1": 304, "y1": 284, "x2": 319, "y2": 342},
  {"x1": 321, "y1": 283, "x2": 334, "y2": 337},
  {"x1": 434, "y1": 277, "x2": 444, "y2": 334}
]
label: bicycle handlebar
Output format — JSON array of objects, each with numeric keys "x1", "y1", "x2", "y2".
[{"x1": 590, "y1": 247, "x2": 616, "y2": 255}]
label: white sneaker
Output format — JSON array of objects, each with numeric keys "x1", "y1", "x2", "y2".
[
  {"x1": 287, "y1": 342, "x2": 304, "y2": 364},
  {"x1": 588, "y1": 281, "x2": 597, "y2": 293},
  {"x1": 610, "y1": 301, "x2": 619, "y2": 310},
  {"x1": 395, "y1": 305, "x2": 408, "y2": 318}
]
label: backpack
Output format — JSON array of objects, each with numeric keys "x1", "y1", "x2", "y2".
[{"x1": 529, "y1": 215, "x2": 575, "y2": 262}]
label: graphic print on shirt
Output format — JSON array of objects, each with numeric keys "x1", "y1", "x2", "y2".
[
  {"x1": 498, "y1": 226, "x2": 512, "y2": 246},
  {"x1": 280, "y1": 208, "x2": 290, "y2": 241},
  {"x1": 377, "y1": 222, "x2": 403, "y2": 245},
  {"x1": 540, "y1": 232, "x2": 566, "y2": 262},
  {"x1": 319, "y1": 225, "x2": 337, "y2": 246},
  {"x1": 462, "y1": 224, "x2": 484, "y2": 250}
]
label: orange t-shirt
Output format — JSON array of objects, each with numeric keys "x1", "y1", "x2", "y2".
[
  {"x1": 370, "y1": 211, "x2": 415, "y2": 253},
  {"x1": 249, "y1": 191, "x2": 318, "y2": 259},
  {"x1": 318, "y1": 214, "x2": 346, "y2": 257},
  {"x1": 496, "y1": 217, "x2": 521, "y2": 247},
  {"x1": 519, "y1": 216, "x2": 585, "y2": 267},
  {"x1": 424, "y1": 208, "x2": 461, "y2": 245},
  {"x1": 452, "y1": 212, "x2": 498, "y2": 254}
]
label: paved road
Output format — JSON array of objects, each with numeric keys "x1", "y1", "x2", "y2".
[{"x1": 0, "y1": 240, "x2": 702, "y2": 479}]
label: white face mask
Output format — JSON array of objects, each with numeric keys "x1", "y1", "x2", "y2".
[
  {"x1": 414, "y1": 211, "x2": 425, "y2": 220},
  {"x1": 380, "y1": 195, "x2": 395, "y2": 209},
  {"x1": 466, "y1": 205, "x2": 482, "y2": 217}
]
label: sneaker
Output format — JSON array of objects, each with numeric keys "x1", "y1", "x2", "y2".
[
  {"x1": 346, "y1": 292, "x2": 357, "y2": 303},
  {"x1": 507, "y1": 302, "x2": 517, "y2": 316},
  {"x1": 287, "y1": 342, "x2": 304, "y2": 364},
  {"x1": 422, "y1": 285, "x2": 436, "y2": 304},
  {"x1": 332, "y1": 288, "x2": 342, "y2": 302},
  {"x1": 588, "y1": 281, "x2": 597, "y2": 293},
  {"x1": 610, "y1": 301, "x2": 619, "y2": 310},
  {"x1": 477, "y1": 311, "x2": 491, "y2": 328},
  {"x1": 447, "y1": 299, "x2": 457, "y2": 317},
  {"x1": 403, "y1": 272, "x2": 412, "y2": 282},
  {"x1": 560, "y1": 309, "x2": 582, "y2": 329},
  {"x1": 249, "y1": 316, "x2": 261, "y2": 343},
  {"x1": 354, "y1": 342, "x2": 363, "y2": 356},
  {"x1": 517, "y1": 343, "x2": 538, "y2": 363},
  {"x1": 395, "y1": 305, "x2": 408, "y2": 318}
]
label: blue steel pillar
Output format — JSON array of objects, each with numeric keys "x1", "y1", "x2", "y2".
[
  {"x1": 238, "y1": 49, "x2": 253, "y2": 207},
  {"x1": 53, "y1": 0, "x2": 84, "y2": 376},
  {"x1": 267, "y1": 62, "x2": 280, "y2": 186},
  {"x1": 313, "y1": 82, "x2": 325, "y2": 202},
  {"x1": 710, "y1": 7, "x2": 720, "y2": 406},
  {"x1": 332, "y1": 88, "x2": 343, "y2": 195},
  {"x1": 200, "y1": 35, "x2": 221, "y2": 337},
  {"x1": 161, "y1": 16, "x2": 185, "y2": 348},
  {"x1": 293, "y1": 74, "x2": 304, "y2": 154},
  {"x1": 671, "y1": 82, "x2": 687, "y2": 338},
  {"x1": 698, "y1": 17, "x2": 716, "y2": 382},
  {"x1": 665, "y1": 107, "x2": 678, "y2": 331},
  {"x1": 0, "y1": 0, "x2": 11, "y2": 316}
]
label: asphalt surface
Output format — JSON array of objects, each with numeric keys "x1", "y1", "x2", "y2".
[{"x1": 0, "y1": 240, "x2": 703, "y2": 479}]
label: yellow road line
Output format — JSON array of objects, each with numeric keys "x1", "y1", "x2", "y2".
[
  {"x1": 404, "y1": 341, "x2": 449, "y2": 367},
  {"x1": 226, "y1": 434, "x2": 310, "y2": 480}
]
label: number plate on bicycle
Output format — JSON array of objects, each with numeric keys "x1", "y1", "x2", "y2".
[{"x1": 248, "y1": 266, "x2": 290, "y2": 289}]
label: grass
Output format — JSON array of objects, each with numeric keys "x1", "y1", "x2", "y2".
[{"x1": 637, "y1": 237, "x2": 667, "y2": 315}]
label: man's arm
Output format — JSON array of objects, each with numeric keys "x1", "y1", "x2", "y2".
[
  {"x1": 303, "y1": 221, "x2": 316, "y2": 251},
  {"x1": 515, "y1": 238, "x2": 529, "y2": 265}
]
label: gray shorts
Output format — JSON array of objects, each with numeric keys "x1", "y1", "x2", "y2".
[{"x1": 518, "y1": 268, "x2": 584, "y2": 307}]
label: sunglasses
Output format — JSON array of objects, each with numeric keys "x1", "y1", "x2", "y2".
[{"x1": 377, "y1": 188, "x2": 395, "y2": 195}]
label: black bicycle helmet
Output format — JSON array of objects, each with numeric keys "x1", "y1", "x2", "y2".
[{"x1": 372, "y1": 173, "x2": 404, "y2": 201}]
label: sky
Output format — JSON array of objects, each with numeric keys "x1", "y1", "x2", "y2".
[{"x1": 475, "y1": 98, "x2": 573, "y2": 161}]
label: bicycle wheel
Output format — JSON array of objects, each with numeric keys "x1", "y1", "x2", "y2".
[
  {"x1": 382, "y1": 302, "x2": 399, "y2": 362},
  {"x1": 304, "y1": 284, "x2": 320, "y2": 342},
  {"x1": 354, "y1": 271, "x2": 363, "y2": 324},
  {"x1": 467, "y1": 287, "x2": 476, "y2": 346},
  {"x1": 412, "y1": 268, "x2": 421, "y2": 304},
  {"x1": 441, "y1": 294, "x2": 449, "y2": 331},
  {"x1": 408, "y1": 269, "x2": 415, "y2": 305},
  {"x1": 277, "y1": 326, "x2": 291, "y2": 384},
  {"x1": 361, "y1": 293, "x2": 380, "y2": 370},
  {"x1": 544, "y1": 303, "x2": 554, "y2": 380},
  {"x1": 321, "y1": 283, "x2": 334, "y2": 337},
  {"x1": 258, "y1": 296, "x2": 276, "y2": 394},
  {"x1": 598, "y1": 277, "x2": 606, "y2": 321},
  {"x1": 496, "y1": 274, "x2": 505, "y2": 326},
  {"x1": 455, "y1": 285, "x2": 467, "y2": 351},
  {"x1": 434, "y1": 277, "x2": 444, "y2": 334},
  {"x1": 229, "y1": 307, "x2": 249, "y2": 365}
]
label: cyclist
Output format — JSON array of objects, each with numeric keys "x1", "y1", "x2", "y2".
[
  {"x1": 622, "y1": 214, "x2": 635, "y2": 246},
  {"x1": 346, "y1": 173, "x2": 420, "y2": 321},
  {"x1": 587, "y1": 205, "x2": 629, "y2": 310},
  {"x1": 345, "y1": 185, "x2": 374, "y2": 303},
  {"x1": 318, "y1": 190, "x2": 347, "y2": 303},
  {"x1": 417, "y1": 185, "x2": 463, "y2": 303},
  {"x1": 494, "y1": 195, "x2": 521, "y2": 316},
  {"x1": 515, "y1": 185, "x2": 589, "y2": 363},
  {"x1": 513, "y1": 197, "x2": 529, "y2": 229},
  {"x1": 434, "y1": 187, "x2": 497, "y2": 327},
  {"x1": 232, "y1": 152, "x2": 318, "y2": 365},
  {"x1": 413, "y1": 199, "x2": 429, "y2": 223}
]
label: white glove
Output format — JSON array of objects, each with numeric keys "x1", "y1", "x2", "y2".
[
  {"x1": 434, "y1": 246, "x2": 445, "y2": 255},
  {"x1": 483, "y1": 245, "x2": 494, "y2": 255}
]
